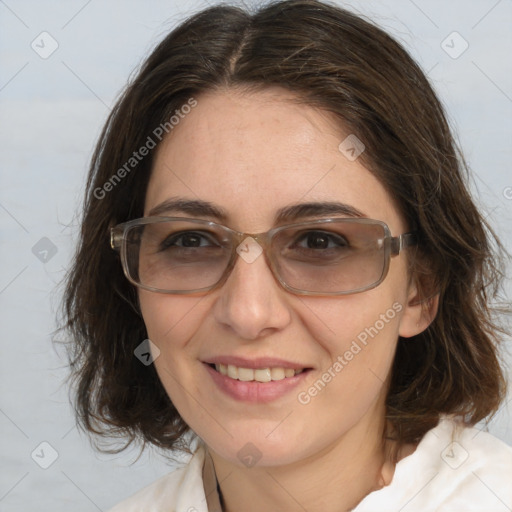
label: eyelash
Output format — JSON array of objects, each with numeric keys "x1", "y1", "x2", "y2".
[{"x1": 159, "y1": 230, "x2": 349, "y2": 251}]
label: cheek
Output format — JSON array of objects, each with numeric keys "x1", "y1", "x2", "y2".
[
  {"x1": 138, "y1": 292, "x2": 208, "y2": 354},
  {"x1": 138, "y1": 292, "x2": 210, "y2": 417},
  {"x1": 293, "y1": 295, "x2": 404, "y2": 425},
  {"x1": 339, "y1": 300, "x2": 403, "y2": 380},
  {"x1": 294, "y1": 290, "x2": 406, "y2": 414},
  {"x1": 300, "y1": 289, "x2": 404, "y2": 354}
]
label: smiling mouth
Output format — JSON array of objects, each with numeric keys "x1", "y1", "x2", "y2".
[{"x1": 211, "y1": 363, "x2": 306, "y2": 383}]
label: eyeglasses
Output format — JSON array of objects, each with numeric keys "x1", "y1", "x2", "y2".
[{"x1": 110, "y1": 217, "x2": 417, "y2": 296}]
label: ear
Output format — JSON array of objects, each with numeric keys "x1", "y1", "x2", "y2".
[{"x1": 398, "y1": 279, "x2": 439, "y2": 338}]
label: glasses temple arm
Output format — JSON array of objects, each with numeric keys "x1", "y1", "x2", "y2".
[
  {"x1": 110, "y1": 227, "x2": 123, "y2": 251},
  {"x1": 390, "y1": 232, "x2": 418, "y2": 255}
]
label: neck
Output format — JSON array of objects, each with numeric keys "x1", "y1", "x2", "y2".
[{"x1": 208, "y1": 402, "x2": 397, "y2": 512}]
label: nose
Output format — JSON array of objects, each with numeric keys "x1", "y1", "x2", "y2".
[{"x1": 212, "y1": 241, "x2": 292, "y2": 340}]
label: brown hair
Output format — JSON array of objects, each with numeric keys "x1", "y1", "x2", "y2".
[{"x1": 62, "y1": 0, "x2": 509, "y2": 453}]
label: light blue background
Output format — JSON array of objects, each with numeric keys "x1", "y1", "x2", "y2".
[{"x1": 1, "y1": 0, "x2": 511, "y2": 510}]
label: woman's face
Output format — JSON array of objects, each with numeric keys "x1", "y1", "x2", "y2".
[{"x1": 139, "y1": 87, "x2": 424, "y2": 467}]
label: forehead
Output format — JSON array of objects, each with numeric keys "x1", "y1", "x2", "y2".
[{"x1": 146, "y1": 88, "x2": 403, "y2": 234}]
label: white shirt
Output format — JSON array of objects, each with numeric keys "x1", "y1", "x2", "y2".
[{"x1": 108, "y1": 418, "x2": 512, "y2": 512}]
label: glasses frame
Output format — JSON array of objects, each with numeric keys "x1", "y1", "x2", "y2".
[{"x1": 111, "y1": 216, "x2": 417, "y2": 296}]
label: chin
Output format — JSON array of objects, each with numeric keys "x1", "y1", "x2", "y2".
[{"x1": 199, "y1": 421, "x2": 323, "y2": 468}]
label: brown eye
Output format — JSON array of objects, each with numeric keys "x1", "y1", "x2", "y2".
[
  {"x1": 159, "y1": 231, "x2": 219, "y2": 251},
  {"x1": 295, "y1": 231, "x2": 349, "y2": 250}
]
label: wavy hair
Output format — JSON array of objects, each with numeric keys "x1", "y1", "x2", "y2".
[{"x1": 62, "y1": 0, "x2": 509, "y2": 453}]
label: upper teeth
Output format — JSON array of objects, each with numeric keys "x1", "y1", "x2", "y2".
[{"x1": 215, "y1": 364, "x2": 304, "y2": 382}]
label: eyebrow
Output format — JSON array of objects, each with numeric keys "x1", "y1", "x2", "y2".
[{"x1": 147, "y1": 197, "x2": 365, "y2": 224}]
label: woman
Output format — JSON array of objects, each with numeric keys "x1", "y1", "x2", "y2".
[{"x1": 63, "y1": 0, "x2": 512, "y2": 510}]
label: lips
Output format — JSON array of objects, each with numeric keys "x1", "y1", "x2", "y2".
[{"x1": 203, "y1": 356, "x2": 311, "y2": 402}]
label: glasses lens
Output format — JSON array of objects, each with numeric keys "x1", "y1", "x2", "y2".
[
  {"x1": 120, "y1": 218, "x2": 389, "y2": 295},
  {"x1": 124, "y1": 220, "x2": 232, "y2": 292},
  {"x1": 272, "y1": 220, "x2": 387, "y2": 294}
]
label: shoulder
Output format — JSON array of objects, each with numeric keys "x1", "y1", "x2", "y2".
[
  {"x1": 107, "y1": 444, "x2": 208, "y2": 512},
  {"x1": 356, "y1": 417, "x2": 512, "y2": 512}
]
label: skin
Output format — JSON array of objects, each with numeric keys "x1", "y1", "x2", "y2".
[{"x1": 139, "y1": 87, "x2": 436, "y2": 512}]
